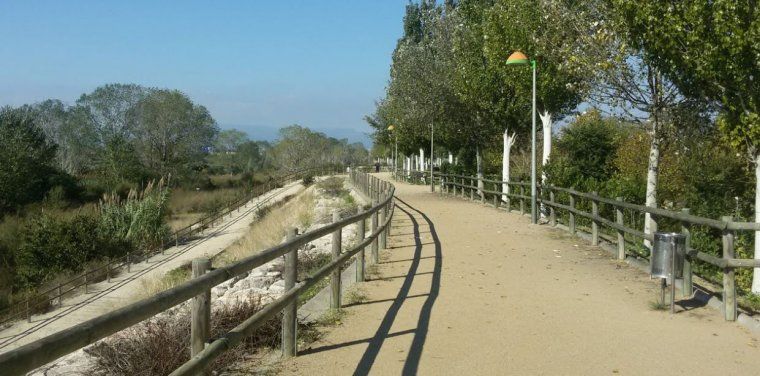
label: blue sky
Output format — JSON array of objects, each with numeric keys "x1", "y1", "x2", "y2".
[{"x1": 0, "y1": 1, "x2": 407, "y2": 145}]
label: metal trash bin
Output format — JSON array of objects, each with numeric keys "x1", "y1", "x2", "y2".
[{"x1": 651, "y1": 232, "x2": 686, "y2": 279}]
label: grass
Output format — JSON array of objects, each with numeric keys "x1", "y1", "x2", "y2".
[
  {"x1": 648, "y1": 299, "x2": 669, "y2": 311},
  {"x1": 168, "y1": 186, "x2": 246, "y2": 216},
  {"x1": 133, "y1": 263, "x2": 192, "y2": 302},
  {"x1": 214, "y1": 188, "x2": 314, "y2": 266}
]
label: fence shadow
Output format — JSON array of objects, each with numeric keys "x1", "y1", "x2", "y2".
[{"x1": 350, "y1": 196, "x2": 443, "y2": 376}]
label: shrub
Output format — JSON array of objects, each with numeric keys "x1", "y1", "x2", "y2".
[
  {"x1": 86, "y1": 295, "x2": 281, "y2": 375},
  {"x1": 99, "y1": 179, "x2": 171, "y2": 251},
  {"x1": 14, "y1": 213, "x2": 130, "y2": 289},
  {"x1": 302, "y1": 174, "x2": 315, "y2": 186},
  {"x1": 316, "y1": 177, "x2": 348, "y2": 197}
]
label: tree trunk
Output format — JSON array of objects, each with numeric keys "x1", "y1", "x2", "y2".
[
  {"x1": 643, "y1": 120, "x2": 660, "y2": 250},
  {"x1": 448, "y1": 151, "x2": 453, "y2": 164},
  {"x1": 753, "y1": 154, "x2": 760, "y2": 293},
  {"x1": 476, "y1": 146, "x2": 484, "y2": 198},
  {"x1": 420, "y1": 148, "x2": 425, "y2": 172},
  {"x1": 540, "y1": 111, "x2": 552, "y2": 218},
  {"x1": 502, "y1": 129, "x2": 516, "y2": 202}
]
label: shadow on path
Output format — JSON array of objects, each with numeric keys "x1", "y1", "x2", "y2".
[{"x1": 350, "y1": 197, "x2": 443, "y2": 376}]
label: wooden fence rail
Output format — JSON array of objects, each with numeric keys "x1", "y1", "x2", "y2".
[
  {"x1": 0, "y1": 169, "x2": 393, "y2": 375},
  {"x1": 416, "y1": 171, "x2": 760, "y2": 322},
  {"x1": 0, "y1": 167, "x2": 336, "y2": 327}
]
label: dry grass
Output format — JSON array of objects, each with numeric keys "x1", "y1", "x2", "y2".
[
  {"x1": 168, "y1": 186, "x2": 246, "y2": 216},
  {"x1": 133, "y1": 264, "x2": 193, "y2": 302},
  {"x1": 214, "y1": 189, "x2": 316, "y2": 266},
  {"x1": 166, "y1": 213, "x2": 203, "y2": 232},
  {"x1": 86, "y1": 295, "x2": 280, "y2": 376}
]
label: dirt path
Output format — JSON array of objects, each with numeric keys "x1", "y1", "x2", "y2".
[
  {"x1": 281, "y1": 173, "x2": 760, "y2": 375},
  {"x1": 0, "y1": 180, "x2": 305, "y2": 353}
]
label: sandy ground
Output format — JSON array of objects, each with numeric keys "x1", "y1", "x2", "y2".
[
  {"x1": 280, "y1": 173, "x2": 760, "y2": 376},
  {"x1": 0, "y1": 180, "x2": 305, "y2": 354}
]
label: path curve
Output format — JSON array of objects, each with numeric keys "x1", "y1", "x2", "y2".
[{"x1": 281, "y1": 173, "x2": 760, "y2": 375}]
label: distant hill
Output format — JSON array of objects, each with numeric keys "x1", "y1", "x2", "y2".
[{"x1": 223, "y1": 124, "x2": 373, "y2": 147}]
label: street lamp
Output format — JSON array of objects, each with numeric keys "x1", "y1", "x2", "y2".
[
  {"x1": 506, "y1": 50, "x2": 538, "y2": 224},
  {"x1": 387, "y1": 125, "x2": 397, "y2": 178}
]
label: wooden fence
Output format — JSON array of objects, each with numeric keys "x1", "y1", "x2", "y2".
[
  {"x1": 401, "y1": 170, "x2": 760, "y2": 322},
  {"x1": 0, "y1": 167, "x2": 334, "y2": 327},
  {"x1": 0, "y1": 169, "x2": 393, "y2": 375}
]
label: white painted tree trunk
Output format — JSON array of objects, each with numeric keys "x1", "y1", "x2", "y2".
[
  {"x1": 420, "y1": 148, "x2": 425, "y2": 171},
  {"x1": 502, "y1": 129, "x2": 516, "y2": 202},
  {"x1": 476, "y1": 146, "x2": 484, "y2": 198},
  {"x1": 448, "y1": 151, "x2": 453, "y2": 164},
  {"x1": 540, "y1": 111, "x2": 552, "y2": 218},
  {"x1": 643, "y1": 122, "x2": 660, "y2": 250},
  {"x1": 752, "y1": 155, "x2": 760, "y2": 293}
]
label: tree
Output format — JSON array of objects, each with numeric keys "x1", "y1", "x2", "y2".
[
  {"x1": 214, "y1": 129, "x2": 249, "y2": 153},
  {"x1": 131, "y1": 90, "x2": 218, "y2": 178},
  {"x1": 28, "y1": 100, "x2": 98, "y2": 174},
  {"x1": 613, "y1": 0, "x2": 760, "y2": 291},
  {"x1": 76, "y1": 83, "x2": 152, "y2": 146},
  {"x1": 0, "y1": 107, "x2": 57, "y2": 213}
]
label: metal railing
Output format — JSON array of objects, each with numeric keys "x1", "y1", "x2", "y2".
[
  {"x1": 428, "y1": 171, "x2": 760, "y2": 322},
  {"x1": 0, "y1": 170, "x2": 395, "y2": 375},
  {"x1": 0, "y1": 167, "x2": 333, "y2": 327}
]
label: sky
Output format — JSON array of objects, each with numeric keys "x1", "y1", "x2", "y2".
[{"x1": 0, "y1": 1, "x2": 408, "y2": 146}]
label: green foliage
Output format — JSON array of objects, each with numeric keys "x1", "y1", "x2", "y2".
[
  {"x1": 99, "y1": 179, "x2": 171, "y2": 251},
  {"x1": 614, "y1": 0, "x2": 759, "y2": 150},
  {"x1": 544, "y1": 110, "x2": 622, "y2": 191},
  {"x1": 14, "y1": 213, "x2": 130, "y2": 289},
  {"x1": 0, "y1": 107, "x2": 59, "y2": 214}
]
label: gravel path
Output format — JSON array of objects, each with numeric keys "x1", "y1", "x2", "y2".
[
  {"x1": 281, "y1": 173, "x2": 760, "y2": 376},
  {"x1": 0, "y1": 180, "x2": 305, "y2": 354}
]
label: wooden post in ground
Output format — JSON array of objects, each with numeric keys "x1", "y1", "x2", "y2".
[
  {"x1": 470, "y1": 178, "x2": 474, "y2": 200},
  {"x1": 282, "y1": 228, "x2": 298, "y2": 357},
  {"x1": 371, "y1": 202, "x2": 379, "y2": 264},
  {"x1": 191, "y1": 258, "x2": 211, "y2": 358},
  {"x1": 681, "y1": 208, "x2": 693, "y2": 297},
  {"x1": 519, "y1": 185, "x2": 525, "y2": 215},
  {"x1": 721, "y1": 215, "x2": 737, "y2": 321},
  {"x1": 616, "y1": 198, "x2": 625, "y2": 260},
  {"x1": 331, "y1": 211, "x2": 342, "y2": 309},
  {"x1": 569, "y1": 194, "x2": 576, "y2": 234},
  {"x1": 379, "y1": 207, "x2": 387, "y2": 250},
  {"x1": 549, "y1": 190, "x2": 556, "y2": 226},
  {"x1": 357, "y1": 208, "x2": 366, "y2": 282},
  {"x1": 591, "y1": 192, "x2": 599, "y2": 246}
]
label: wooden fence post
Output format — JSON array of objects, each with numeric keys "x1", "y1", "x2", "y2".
[
  {"x1": 569, "y1": 194, "x2": 576, "y2": 235},
  {"x1": 357, "y1": 208, "x2": 366, "y2": 282},
  {"x1": 681, "y1": 208, "x2": 693, "y2": 297},
  {"x1": 549, "y1": 190, "x2": 556, "y2": 226},
  {"x1": 721, "y1": 215, "x2": 737, "y2": 321},
  {"x1": 470, "y1": 178, "x2": 474, "y2": 201},
  {"x1": 461, "y1": 177, "x2": 465, "y2": 198},
  {"x1": 191, "y1": 258, "x2": 211, "y2": 358},
  {"x1": 84, "y1": 272, "x2": 88, "y2": 294},
  {"x1": 591, "y1": 192, "x2": 599, "y2": 246},
  {"x1": 57, "y1": 283, "x2": 62, "y2": 307},
  {"x1": 371, "y1": 202, "x2": 379, "y2": 264},
  {"x1": 282, "y1": 228, "x2": 298, "y2": 357},
  {"x1": 519, "y1": 185, "x2": 525, "y2": 215},
  {"x1": 480, "y1": 177, "x2": 485, "y2": 204},
  {"x1": 331, "y1": 211, "x2": 342, "y2": 309},
  {"x1": 616, "y1": 198, "x2": 625, "y2": 260},
  {"x1": 379, "y1": 206, "x2": 387, "y2": 250}
]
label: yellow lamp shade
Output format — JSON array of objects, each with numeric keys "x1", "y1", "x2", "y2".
[{"x1": 506, "y1": 51, "x2": 530, "y2": 65}]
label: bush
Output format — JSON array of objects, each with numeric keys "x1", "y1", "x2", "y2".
[
  {"x1": 99, "y1": 179, "x2": 171, "y2": 251},
  {"x1": 14, "y1": 213, "x2": 130, "y2": 289},
  {"x1": 316, "y1": 177, "x2": 348, "y2": 196},
  {"x1": 86, "y1": 295, "x2": 281, "y2": 375},
  {"x1": 302, "y1": 174, "x2": 315, "y2": 186}
]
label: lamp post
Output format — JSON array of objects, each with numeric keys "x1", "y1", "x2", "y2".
[{"x1": 506, "y1": 51, "x2": 538, "y2": 224}]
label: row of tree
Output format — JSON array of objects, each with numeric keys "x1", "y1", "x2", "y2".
[{"x1": 368, "y1": 1, "x2": 758, "y2": 292}]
